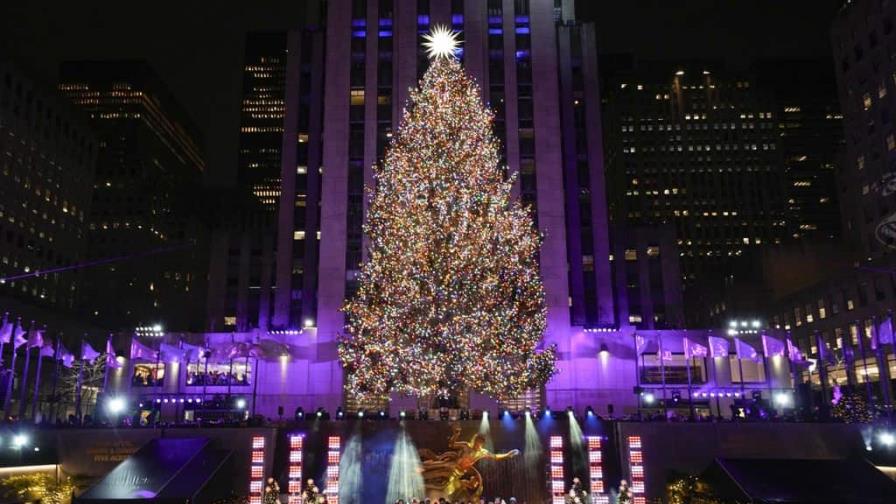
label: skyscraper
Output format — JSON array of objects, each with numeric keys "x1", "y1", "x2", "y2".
[
  {"x1": 831, "y1": 0, "x2": 896, "y2": 257},
  {"x1": 0, "y1": 60, "x2": 96, "y2": 310},
  {"x1": 267, "y1": 0, "x2": 617, "y2": 410},
  {"x1": 58, "y1": 61, "x2": 207, "y2": 331},
  {"x1": 238, "y1": 33, "x2": 288, "y2": 210}
]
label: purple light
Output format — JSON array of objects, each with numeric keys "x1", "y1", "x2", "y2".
[
  {"x1": 488, "y1": 16, "x2": 501, "y2": 25},
  {"x1": 163, "y1": 398, "x2": 169, "y2": 403},
  {"x1": 515, "y1": 15, "x2": 530, "y2": 24},
  {"x1": 515, "y1": 27, "x2": 530, "y2": 35},
  {"x1": 352, "y1": 30, "x2": 366, "y2": 38},
  {"x1": 378, "y1": 18, "x2": 393, "y2": 27},
  {"x1": 515, "y1": 50, "x2": 530, "y2": 60},
  {"x1": 351, "y1": 19, "x2": 366, "y2": 27},
  {"x1": 379, "y1": 30, "x2": 393, "y2": 37},
  {"x1": 155, "y1": 398, "x2": 161, "y2": 403},
  {"x1": 451, "y1": 14, "x2": 463, "y2": 25},
  {"x1": 417, "y1": 15, "x2": 430, "y2": 25},
  {"x1": 488, "y1": 28, "x2": 502, "y2": 35}
]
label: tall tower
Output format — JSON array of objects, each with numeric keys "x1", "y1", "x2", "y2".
[{"x1": 274, "y1": 0, "x2": 613, "y2": 411}]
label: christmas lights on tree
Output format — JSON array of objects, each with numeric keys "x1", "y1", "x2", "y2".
[{"x1": 338, "y1": 26, "x2": 556, "y2": 403}]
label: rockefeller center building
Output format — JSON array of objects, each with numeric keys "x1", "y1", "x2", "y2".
[{"x1": 117, "y1": 0, "x2": 803, "y2": 420}]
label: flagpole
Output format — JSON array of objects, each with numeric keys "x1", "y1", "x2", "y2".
[
  {"x1": 2, "y1": 318, "x2": 21, "y2": 416},
  {"x1": 877, "y1": 312, "x2": 894, "y2": 419},
  {"x1": 51, "y1": 337, "x2": 61, "y2": 423},
  {"x1": 31, "y1": 341, "x2": 44, "y2": 422},
  {"x1": 685, "y1": 350, "x2": 695, "y2": 419},
  {"x1": 18, "y1": 321, "x2": 36, "y2": 419},
  {"x1": 75, "y1": 338, "x2": 85, "y2": 422},
  {"x1": 814, "y1": 331, "x2": 831, "y2": 420},
  {"x1": 658, "y1": 334, "x2": 667, "y2": 419},
  {"x1": 632, "y1": 332, "x2": 641, "y2": 418},
  {"x1": 102, "y1": 335, "x2": 111, "y2": 396},
  {"x1": 855, "y1": 319, "x2": 874, "y2": 408},
  {"x1": 0, "y1": 312, "x2": 7, "y2": 370}
]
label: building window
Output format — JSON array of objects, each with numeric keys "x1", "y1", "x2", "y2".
[
  {"x1": 857, "y1": 156, "x2": 865, "y2": 170},
  {"x1": 888, "y1": 134, "x2": 896, "y2": 151},
  {"x1": 646, "y1": 246, "x2": 660, "y2": 257},
  {"x1": 624, "y1": 249, "x2": 638, "y2": 261},
  {"x1": 863, "y1": 93, "x2": 873, "y2": 111},
  {"x1": 629, "y1": 314, "x2": 642, "y2": 324},
  {"x1": 224, "y1": 316, "x2": 237, "y2": 326}
]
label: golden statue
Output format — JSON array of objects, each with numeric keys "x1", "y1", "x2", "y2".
[{"x1": 419, "y1": 423, "x2": 520, "y2": 501}]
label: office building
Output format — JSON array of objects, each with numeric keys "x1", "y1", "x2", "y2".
[
  {"x1": 0, "y1": 60, "x2": 96, "y2": 310},
  {"x1": 58, "y1": 60, "x2": 207, "y2": 331}
]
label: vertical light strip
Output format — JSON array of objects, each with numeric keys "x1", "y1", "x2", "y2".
[
  {"x1": 586, "y1": 436, "x2": 608, "y2": 504},
  {"x1": 549, "y1": 435, "x2": 565, "y2": 504},
  {"x1": 287, "y1": 434, "x2": 304, "y2": 503},
  {"x1": 249, "y1": 435, "x2": 266, "y2": 504},
  {"x1": 627, "y1": 435, "x2": 646, "y2": 504},
  {"x1": 325, "y1": 435, "x2": 341, "y2": 504}
]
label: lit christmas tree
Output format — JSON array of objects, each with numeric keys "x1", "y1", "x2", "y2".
[{"x1": 338, "y1": 27, "x2": 556, "y2": 403}]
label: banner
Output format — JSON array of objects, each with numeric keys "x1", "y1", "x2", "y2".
[
  {"x1": 58, "y1": 344, "x2": 75, "y2": 368},
  {"x1": 130, "y1": 339, "x2": 159, "y2": 361},
  {"x1": 634, "y1": 334, "x2": 659, "y2": 355},
  {"x1": 786, "y1": 339, "x2": 804, "y2": 362},
  {"x1": 27, "y1": 328, "x2": 44, "y2": 348},
  {"x1": 13, "y1": 323, "x2": 27, "y2": 348},
  {"x1": 106, "y1": 338, "x2": 122, "y2": 369},
  {"x1": 0, "y1": 317, "x2": 12, "y2": 344},
  {"x1": 876, "y1": 317, "x2": 894, "y2": 348},
  {"x1": 683, "y1": 336, "x2": 708, "y2": 359},
  {"x1": 160, "y1": 343, "x2": 187, "y2": 363},
  {"x1": 762, "y1": 334, "x2": 786, "y2": 357},
  {"x1": 708, "y1": 336, "x2": 730, "y2": 357},
  {"x1": 735, "y1": 338, "x2": 762, "y2": 362},
  {"x1": 180, "y1": 342, "x2": 206, "y2": 361},
  {"x1": 82, "y1": 342, "x2": 101, "y2": 361}
]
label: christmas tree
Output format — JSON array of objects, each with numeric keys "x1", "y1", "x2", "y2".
[{"x1": 338, "y1": 27, "x2": 556, "y2": 403}]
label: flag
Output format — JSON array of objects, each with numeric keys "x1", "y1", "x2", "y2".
[
  {"x1": 27, "y1": 328, "x2": 44, "y2": 348},
  {"x1": 635, "y1": 334, "x2": 659, "y2": 355},
  {"x1": 876, "y1": 317, "x2": 894, "y2": 348},
  {"x1": 106, "y1": 338, "x2": 122, "y2": 369},
  {"x1": 735, "y1": 338, "x2": 762, "y2": 362},
  {"x1": 160, "y1": 342, "x2": 187, "y2": 363},
  {"x1": 762, "y1": 334, "x2": 786, "y2": 357},
  {"x1": 708, "y1": 336, "x2": 730, "y2": 357},
  {"x1": 130, "y1": 339, "x2": 158, "y2": 361},
  {"x1": 0, "y1": 317, "x2": 12, "y2": 344},
  {"x1": 684, "y1": 336, "x2": 709, "y2": 359},
  {"x1": 786, "y1": 339, "x2": 804, "y2": 362},
  {"x1": 13, "y1": 323, "x2": 27, "y2": 348},
  {"x1": 181, "y1": 341, "x2": 206, "y2": 361},
  {"x1": 39, "y1": 342, "x2": 55, "y2": 358},
  {"x1": 58, "y1": 344, "x2": 75, "y2": 368},
  {"x1": 81, "y1": 341, "x2": 100, "y2": 361}
]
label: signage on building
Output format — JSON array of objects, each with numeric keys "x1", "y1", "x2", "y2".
[{"x1": 875, "y1": 211, "x2": 896, "y2": 248}]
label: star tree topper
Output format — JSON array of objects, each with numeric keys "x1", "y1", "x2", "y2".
[{"x1": 422, "y1": 25, "x2": 461, "y2": 60}]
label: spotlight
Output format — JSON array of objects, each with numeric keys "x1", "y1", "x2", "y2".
[
  {"x1": 773, "y1": 392, "x2": 793, "y2": 408},
  {"x1": 400, "y1": 410, "x2": 406, "y2": 419},
  {"x1": 358, "y1": 410, "x2": 365, "y2": 418},
  {"x1": 379, "y1": 410, "x2": 387, "y2": 419},
  {"x1": 482, "y1": 410, "x2": 488, "y2": 419},
  {"x1": 599, "y1": 343, "x2": 610, "y2": 357},
  {"x1": 107, "y1": 397, "x2": 126, "y2": 415},
  {"x1": 11, "y1": 434, "x2": 28, "y2": 449},
  {"x1": 524, "y1": 408, "x2": 532, "y2": 417},
  {"x1": 155, "y1": 398, "x2": 161, "y2": 403},
  {"x1": 295, "y1": 407, "x2": 305, "y2": 420},
  {"x1": 643, "y1": 392, "x2": 656, "y2": 405},
  {"x1": 235, "y1": 398, "x2": 247, "y2": 410},
  {"x1": 671, "y1": 391, "x2": 681, "y2": 404},
  {"x1": 501, "y1": 409, "x2": 510, "y2": 418},
  {"x1": 544, "y1": 407, "x2": 551, "y2": 417},
  {"x1": 585, "y1": 406, "x2": 595, "y2": 417},
  {"x1": 316, "y1": 410, "x2": 322, "y2": 418},
  {"x1": 336, "y1": 408, "x2": 344, "y2": 419},
  {"x1": 879, "y1": 432, "x2": 896, "y2": 447}
]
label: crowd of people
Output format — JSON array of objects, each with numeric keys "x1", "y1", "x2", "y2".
[{"x1": 186, "y1": 369, "x2": 249, "y2": 386}]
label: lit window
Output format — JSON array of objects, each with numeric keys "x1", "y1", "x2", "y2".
[
  {"x1": 224, "y1": 316, "x2": 237, "y2": 326},
  {"x1": 863, "y1": 93, "x2": 872, "y2": 111},
  {"x1": 350, "y1": 89, "x2": 365, "y2": 106},
  {"x1": 624, "y1": 249, "x2": 638, "y2": 261},
  {"x1": 646, "y1": 246, "x2": 660, "y2": 257},
  {"x1": 888, "y1": 134, "x2": 896, "y2": 151},
  {"x1": 857, "y1": 156, "x2": 865, "y2": 170},
  {"x1": 629, "y1": 314, "x2": 643, "y2": 324},
  {"x1": 294, "y1": 231, "x2": 305, "y2": 240}
]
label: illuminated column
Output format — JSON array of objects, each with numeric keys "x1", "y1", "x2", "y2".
[
  {"x1": 325, "y1": 436, "x2": 341, "y2": 504},
  {"x1": 549, "y1": 436, "x2": 565, "y2": 504},
  {"x1": 287, "y1": 434, "x2": 304, "y2": 504},
  {"x1": 586, "y1": 436, "x2": 608, "y2": 504},
  {"x1": 249, "y1": 435, "x2": 267, "y2": 504},
  {"x1": 626, "y1": 435, "x2": 646, "y2": 504}
]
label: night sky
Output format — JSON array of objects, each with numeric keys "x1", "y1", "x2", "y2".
[{"x1": 0, "y1": 0, "x2": 841, "y2": 186}]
